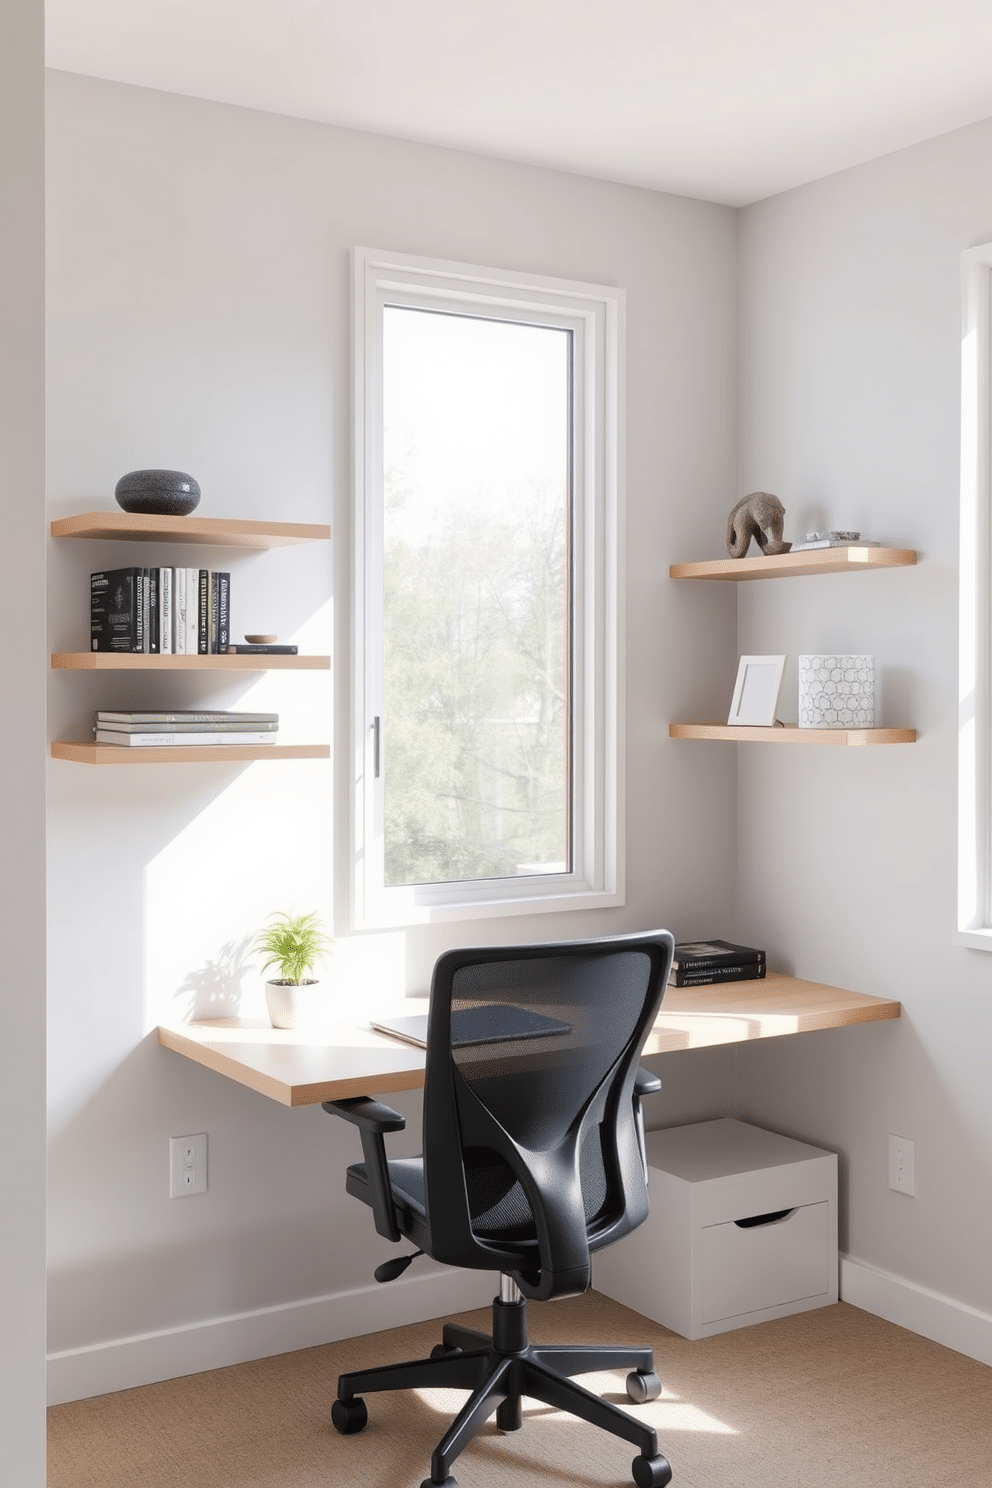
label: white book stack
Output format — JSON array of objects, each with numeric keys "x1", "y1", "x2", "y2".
[
  {"x1": 94, "y1": 710, "x2": 279, "y2": 747},
  {"x1": 790, "y1": 530, "x2": 880, "y2": 552}
]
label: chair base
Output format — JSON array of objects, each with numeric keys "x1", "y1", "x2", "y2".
[{"x1": 333, "y1": 1293, "x2": 672, "y2": 1488}]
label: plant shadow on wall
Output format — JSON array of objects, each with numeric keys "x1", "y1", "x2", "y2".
[
  {"x1": 172, "y1": 935, "x2": 255, "y2": 1022},
  {"x1": 139, "y1": 752, "x2": 331, "y2": 1034}
]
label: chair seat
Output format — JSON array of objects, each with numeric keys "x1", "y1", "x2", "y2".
[
  {"x1": 347, "y1": 1131, "x2": 629, "y2": 1258},
  {"x1": 346, "y1": 1154, "x2": 542, "y2": 1249}
]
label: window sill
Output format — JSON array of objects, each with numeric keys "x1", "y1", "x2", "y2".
[
  {"x1": 355, "y1": 885, "x2": 625, "y2": 930},
  {"x1": 953, "y1": 927, "x2": 992, "y2": 952}
]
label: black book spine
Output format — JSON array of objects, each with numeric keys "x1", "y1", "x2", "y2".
[
  {"x1": 198, "y1": 569, "x2": 209, "y2": 654},
  {"x1": 673, "y1": 947, "x2": 766, "y2": 972},
  {"x1": 90, "y1": 570, "x2": 111, "y2": 652},
  {"x1": 671, "y1": 963, "x2": 767, "y2": 988},
  {"x1": 208, "y1": 572, "x2": 218, "y2": 653},
  {"x1": 148, "y1": 568, "x2": 159, "y2": 653},
  {"x1": 215, "y1": 572, "x2": 230, "y2": 652},
  {"x1": 91, "y1": 568, "x2": 141, "y2": 652},
  {"x1": 136, "y1": 568, "x2": 147, "y2": 653}
]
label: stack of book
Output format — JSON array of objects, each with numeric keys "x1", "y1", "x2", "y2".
[
  {"x1": 791, "y1": 531, "x2": 879, "y2": 552},
  {"x1": 91, "y1": 567, "x2": 230, "y2": 654},
  {"x1": 93, "y1": 710, "x2": 279, "y2": 747},
  {"x1": 669, "y1": 939, "x2": 766, "y2": 987}
]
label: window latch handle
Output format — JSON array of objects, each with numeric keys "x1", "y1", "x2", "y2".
[{"x1": 372, "y1": 715, "x2": 381, "y2": 778}]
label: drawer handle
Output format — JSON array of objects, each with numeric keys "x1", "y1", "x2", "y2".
[{"x1": 734, "y1": 1207, "x2": 795, "y2": 1229}]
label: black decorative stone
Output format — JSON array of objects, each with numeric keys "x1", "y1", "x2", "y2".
[{"x1": 114, "y1": 469, "x2": 201, "y2": 517}]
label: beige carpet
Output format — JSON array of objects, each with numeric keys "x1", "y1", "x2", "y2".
[{"x1": 48, "y1": 1292, "x2": 992, "y2": 1488}]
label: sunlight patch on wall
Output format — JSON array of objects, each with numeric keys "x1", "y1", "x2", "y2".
[{"x1": 143, "y1": 757, "x2": 332, "y2": 1033}]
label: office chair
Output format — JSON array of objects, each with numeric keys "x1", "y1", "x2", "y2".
[{"x1": 324, "y1": 929, "x2": 675, "y2": 1488}]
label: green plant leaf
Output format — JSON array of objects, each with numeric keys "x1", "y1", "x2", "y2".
[{"x1": 252, "y1": 911, "x2": 333, "y2": 985}]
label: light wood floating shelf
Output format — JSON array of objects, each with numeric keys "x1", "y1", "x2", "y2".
[
  {"x1": 670, "y1": 546, "x2": 917, "y2": 581},
  {"x1": 157, "y1": 972, "x2": 900, "y2": 1107},
  {"x1": 51, "y1": 511, "x2": 330, "y2": 548},
  {"x1": 51, "y1": 652, "x2": 329, "y2": 671},
  {"x1": 52, "y1": 741, "x2": 329, "y2": 764},
  {"x1": 670, "y1": 723, "x2": 916, "y2": 745}
]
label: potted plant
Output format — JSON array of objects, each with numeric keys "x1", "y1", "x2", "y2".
[{"x1": 254, "y1": 910, "x2": 334, "y2": 1029}]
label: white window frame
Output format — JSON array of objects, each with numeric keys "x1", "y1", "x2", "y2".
[
  {"x1": 351, "y1": 247, "x2": 625, "y2": 929},
  {"x1": 958, "y1": 242, "x2": 992, "y2": 948}
]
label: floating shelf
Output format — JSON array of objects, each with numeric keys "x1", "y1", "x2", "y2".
[
  {"x1": 51, "y1": 652, "x2": 330, "y2": 671},
  {"x1": 670, "y1": 546, "x2": 917, "y2": 582},
  {"x1": 670, "y1": 723, "x2": 916, "y2": 746},
  {"x1": 52, "y1": 741, "x2": 330, "y2": 765},
  {"x1": 50, "y1": 511, "x2": 330, "y2": 549}
]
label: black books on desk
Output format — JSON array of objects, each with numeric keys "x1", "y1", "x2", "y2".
[{"x1": 670, "y1": 939, "x2": 766, "y2": 987}]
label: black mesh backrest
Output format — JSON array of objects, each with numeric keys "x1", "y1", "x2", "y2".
[{"x1": 421, "y1": 930, "x2": 674, "y2": 1301}]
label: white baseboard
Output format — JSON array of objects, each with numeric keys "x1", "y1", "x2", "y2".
[
  {"x1": 840, "y1": 1254, "x2": 992, "y2": 1367},
  {"x1": 47, "y1": 1266, "x2": 493, "y2": 1405},
  {"x1": 52, "y1": 1254, "x2": 992, "y2": 1406}
]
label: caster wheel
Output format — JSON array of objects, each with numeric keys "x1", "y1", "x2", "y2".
[
  {"x1": 331, "y1": 1396, "x2": 368, "y2": 1435},
  {"x1": 419, "y1": 1478, "x2": 458, "y2": 1488},
  {"x1": 631, "y1": 1453, "x2": 672, "y2": 1488},
  {"x1": 626, "y1": 1369, "x2": 662, "y2": 1404},
  {"x1": 430, "y1": 1343, "x2": 462, "y2": 1360}
]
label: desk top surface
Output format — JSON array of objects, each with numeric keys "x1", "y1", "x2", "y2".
[{"x1": 157, "y1": 972, "x2": 900, "y2": 1108}]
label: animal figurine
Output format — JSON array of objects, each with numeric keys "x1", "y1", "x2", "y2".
[{"x1": 726, "y1": 491, "x2": 792, "y2": 558}]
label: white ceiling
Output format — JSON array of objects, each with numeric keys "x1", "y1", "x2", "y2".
[{"x1": 45, "y1": 0, "x2": 992, "y2": 206}]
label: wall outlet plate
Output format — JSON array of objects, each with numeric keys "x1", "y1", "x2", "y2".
[
  {"x1": 888, "y1": 1133, "x2": 916, "y2": 1196},
  {"x1": 170, "y1": 1133, "x2": 207, "y2": 1197}
]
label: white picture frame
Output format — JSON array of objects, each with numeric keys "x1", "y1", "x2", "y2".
[{"x1": 727, "y1": 654, "x2": 786, "y2": 726}]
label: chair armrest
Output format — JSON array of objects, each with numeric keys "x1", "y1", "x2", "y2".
[
  {"x1": 322, "y1": 1097, "x2": 406, "y2": 1243},
  {"x1": 322, "y1": 1096, "x2": 406, "y2": 1133}
]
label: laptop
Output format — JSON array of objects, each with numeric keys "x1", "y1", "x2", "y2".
[{"x1": 371, "y1": 1003, "x2": 572, "y2": 1049}]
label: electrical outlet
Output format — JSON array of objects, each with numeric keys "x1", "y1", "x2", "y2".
[
  {"x1": 888, "y1": 1133, "x2": 916, "y2": 1196},
  {"x1": 170, "y1": 1133, "x2": 207, "y2": 1198}
]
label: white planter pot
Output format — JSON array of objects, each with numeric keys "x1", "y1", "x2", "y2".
[
  {"x1": 265, "y1": 979, "x2": 322, "y2": 1029},
  {"x1": 798, "y1": 654, "x2": 874, "y2": 728}
]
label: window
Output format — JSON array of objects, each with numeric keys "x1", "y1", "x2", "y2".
[
  {"x1": 959, "y1": 242, "x2": 992, "y2": 948},
  {"x1": 352, "y1": 249, "x2": 624, "y2": 927}
]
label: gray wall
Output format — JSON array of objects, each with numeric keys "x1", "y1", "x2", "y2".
[
  {"x1": 1, "y1": 1, "x2": 47, "y2": 1478},
  {"x1": 45, "y1": 72, "x2": 740, "y2": 1384},
  {"x1": 736, "y1": 120, "x2": 992, "y2": 1315}
]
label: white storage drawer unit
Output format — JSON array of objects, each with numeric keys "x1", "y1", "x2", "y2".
[{"x1": 594, "y1": 1118, "x2": 838, "y2": 1339}]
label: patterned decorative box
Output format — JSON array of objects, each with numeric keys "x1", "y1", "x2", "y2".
[{"x1": 798, "y1": 654, "x2": 874, "y2": 728}]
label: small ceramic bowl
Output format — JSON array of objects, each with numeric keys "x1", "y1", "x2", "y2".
[
  {"x1": 115, "y1": 469, "x2": 201, "y2": 517},
  {"x1": 244, "y1": 634, "x2": 277, "y2": 645}
]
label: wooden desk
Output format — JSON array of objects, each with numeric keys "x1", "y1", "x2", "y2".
[{"x1": 157, "y1": 972, "x2": 900, "y2": 1108}]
